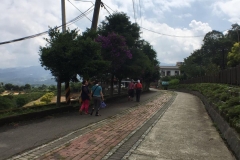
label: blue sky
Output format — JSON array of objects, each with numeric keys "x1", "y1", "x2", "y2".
[{"x1": 0, "y1": 0, "x2": 239, "y2": 68}]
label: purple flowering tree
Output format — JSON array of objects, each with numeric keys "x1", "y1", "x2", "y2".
[
  {"x1": 96, "y1": 32, "x2": 131, "y2": 68},
  {"x1": 96, "y1": 32, "x2": 132, "y2": 96}
]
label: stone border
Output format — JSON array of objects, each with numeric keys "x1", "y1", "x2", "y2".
[
  {"x1": 0, "y1": 93, "x2": 129, "y2": 127},
  {"x1": 176, "y1": 89, "x2": 240, "y2": 160}
]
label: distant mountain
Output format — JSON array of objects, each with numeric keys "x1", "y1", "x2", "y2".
[{"x1": 0, "y1": 66, "x2": 56, "y2": 85}]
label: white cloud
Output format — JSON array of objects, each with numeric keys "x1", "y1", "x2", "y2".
[
  {"x1": 0, "y1": 0, "x2": 237, "y2": 69},
  {"x1": 154, "y1": 0, "x2": 194, "y2": 12},
  {"x1": 177, "y1": 13, "x2": 192, "y2": 19},
  {"x1": 212, "y1": 0, "x2": 240, "y2": 24},
  {"x1": 189, "y1": 20, "x2": 212, "y2": 33},
  {"x1": 141, "y1": 19, "x2": 211, "y2": 65}
]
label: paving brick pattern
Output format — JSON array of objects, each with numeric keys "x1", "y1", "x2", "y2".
[{"x1": 36, "y1": 92, "x2": 172, "y2": 160}]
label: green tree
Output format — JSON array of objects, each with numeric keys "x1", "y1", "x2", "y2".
[
  {"x1": 0, "y1": 96, "x2": 14, "y2": 110},
  {"x1": 96, "y1": 32, "x2": 132, "y2": 96},
  {"x1": 71, "y1": 29, "x2": 109, "y2": 80},
  {"x1": 141, "y1": 41, "x2": 160, "y2": 90},
  {"x1": 98, "y1": 12, "x2": 140, "y2": 48},
  {"x1": 48, "y1": 85, "x2": 57, "y2": 91},
  {"x1": 98, "y1": 12, "x2": 142, "y2": 94},
  {"x1": 24, "y1": 84, "x2": 31, "y2": 90},
  {"x1": 226, "y1": 24, "x2": 240, "y2": 43},
  {"x1": 39, "y1": 27, "x2": 79, "y2": 106},
  {"x1": 4, "y1": 83, "x2": 13, "y2": 90},
  {"x1": 16, "y1": 97, "x2": 28, "y2": 107},
  {"x1": 227, "y1": 42, "x2": 240, "y2": 67},
  {"x1": 39, "y1": 28, "x2": 107, "y2": 106},
  {"x1": 180, "y1": 49, "x2": 204, "y2": 78}
]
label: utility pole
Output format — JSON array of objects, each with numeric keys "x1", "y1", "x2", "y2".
[
  {"x1": 61, "y1": 0, "x2": 71, "y2": 105},
  {"x1": 91, "y1": 0, "x2": 101, "y2": 30},
  {"x1": 62, "y1": 0, "x2": 66, "y2": 32}
]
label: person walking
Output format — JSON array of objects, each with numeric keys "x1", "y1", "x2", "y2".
[
  {"x1": 128, "y1": 79, "x2": 135, "y2": 101},
  {"x1": 79, "y1": 80, "x2": 91, "y2": 115},
  {"x1": 90, "y1": 80, "x2": 104, "y2": 116},
  {"x1": 135, "y1": 80, "x2": 142, "y2": 102}
]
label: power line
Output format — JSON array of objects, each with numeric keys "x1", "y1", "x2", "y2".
[
  {"x1": 98, "y1": 2, "x2": 232, "y2": 39},
  {"x1": 101, "y1": 3, "x2": 111, "y2": 15},
  {"x1": 0, "y1": 7, "x2": 94, "y2": 45},
  {"x1": 65, "y1": 7, "x2": 94, "y2": 27},
  {"x1": 101, "y1": 2, "x2": 116, "y2": 13},
  {"x1": 67, "y1": 0, "x2": 92, "y2": 21},
  {"x1": 141, "y1": 27, "x2": 205, "y2": 38},
  {"x1": 74, "y1": 0, "x2": 94, "y2": 3}
]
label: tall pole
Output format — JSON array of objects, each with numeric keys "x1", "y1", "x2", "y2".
[
  {"x1": 62, "y1": 0, "x2": 66, "y2": 32},
  {"x1": 91, "y1": 0, "x2": 101, "y2": 31},
  {"x1": 61, "y1": 0, "x2": 71, "y2": 105}
]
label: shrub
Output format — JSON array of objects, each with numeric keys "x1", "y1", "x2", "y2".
[
  {"x1": 225, "y1": 97, "x2": 240, "y2": 108},
  {"x1": 219, "y1": 93, "x2": 230, "y2": 102},
  {"x1": 34, "y1": 101, "x2": 46, "y2": 106},
  {"x1": 40, "y1": 92, "x2": 55, "y2": 104},
  {"x1": 227, "y1": 105, "x2": 240, "y2": 118},
  {"x1": 169, "y1": 79, "x2": 180, "y2": 86},
  {"x1": 3, "y1": 95, "x2": 14, "y2": 99},
  {"x1": 0, "y1": 96, "x2": 15, "y2": 110},
  {"x1": 16, "y1": 97, "x2": 28, "y2": 107},
  {"x1": 0, "y1": 88, "x2": 4, "y2": 94}
]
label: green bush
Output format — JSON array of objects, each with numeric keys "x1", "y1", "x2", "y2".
[
  {"x1": 0, "y1": 92, "x2": 46, "y2": 111},
  {"x1": 225, "y1": 97, "x2": 240, "y2": 108},
  {"x1": 0, "y1": 88, "x2": 4, "y2": 94},
  {"x1": 169, "y1": 79, "x2": 179, "y2": 85},
  {"x1": 219, "y1": 93, "x2": 230, "y2": 102},
  {"x1": 40, "y1": 92, "x2": 55, "y2": 104},
  {"x1": 0, "y1": 96, "x2": 15, "y2": 110},
  {"x1": 16, "y1": 97, "x2": 28, "y2": 107},
  {"x1": 227, "y1": 105, "x2": 240, "y2": 118}
]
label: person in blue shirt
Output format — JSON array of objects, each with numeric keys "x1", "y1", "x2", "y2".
[{"x1": 90, "y1": 80, "x2": 104, "y2": 116}]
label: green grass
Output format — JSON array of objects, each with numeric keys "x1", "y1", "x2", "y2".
[{"x1": 0, "y1": 101, "x2": 79, "y2": 119}]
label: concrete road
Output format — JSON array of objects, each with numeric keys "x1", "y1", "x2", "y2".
[
  {"x1": 0, "y1": 90, "x2": 160, "y2": 160},
  {"x1": 128, "y1": 92, "x2": 235, "y2": 160}
]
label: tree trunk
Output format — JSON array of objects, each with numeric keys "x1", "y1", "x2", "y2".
[
  {"x1": 110, "y1": 74, "x2": 114, "y2": 97},
  {"x1": 118, "y1": 79, "x2": 122, "y2": 95},
  {"x1": 65, "y1": 81, "x2": 71, "y2": 105},
  {"x1": 57, "y1": 78, "x2": 61, "y2": 107}
]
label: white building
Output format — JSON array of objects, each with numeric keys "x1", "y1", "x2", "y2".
[{"x1": 160, "y1": 62, "x2": 182, "y2": 77}]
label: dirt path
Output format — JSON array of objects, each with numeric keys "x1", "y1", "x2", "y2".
[{"x1": 23, "y1": 93, "x2": 80, "y2": 107}]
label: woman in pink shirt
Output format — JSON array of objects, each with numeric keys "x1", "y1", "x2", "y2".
[{"x1": 128, "y1": 79, "x2": 135, "y2": 101}]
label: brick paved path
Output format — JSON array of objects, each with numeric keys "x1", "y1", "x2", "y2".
[{"x1": 34, "y1": 92, "x2": 172, "y2": 160}]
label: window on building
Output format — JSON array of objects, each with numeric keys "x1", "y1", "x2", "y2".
[
  {"x1": 167, "y1": 71, "x2": 171, "y2": 76},
  {"x1": 161, "y1": 70, "x2": 165, "y2": 76},
  {"x1": 175, "y1": 71, "x2": 179, "y2": 75}
]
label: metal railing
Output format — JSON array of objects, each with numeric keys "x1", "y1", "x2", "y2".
[{"x1": 180, "y1": 65, "x2": 240, "y2": 85}]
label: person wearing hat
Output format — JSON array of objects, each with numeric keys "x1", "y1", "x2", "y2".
[
  {"x1": 135, "y1": 80, "x2": 142, "y2": 102},
  {"x1": 127, "y1": 79, "x2": 135, "y2": 101}
]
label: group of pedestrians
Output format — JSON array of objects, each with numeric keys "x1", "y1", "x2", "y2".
[
  {"x1": 79, "y1": 79, "x2": 142, "y2": 116},
  {"x1": 128, "y1": 79, "x2": 143, "y2": 102},
  {"x1": 79, "y1": 80, "x2": 104, "y2": 116}
]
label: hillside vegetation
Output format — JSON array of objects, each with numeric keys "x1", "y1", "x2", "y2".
[{"x1": 171, "y1": 83, "x2": 240, "y2": 134}]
